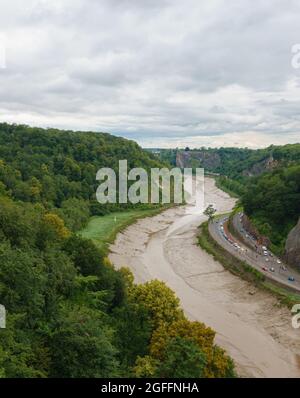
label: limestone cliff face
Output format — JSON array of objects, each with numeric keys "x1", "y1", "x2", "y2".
[
  {"x1": 285, "y1": 218, "x2": 300, "y2": 268},
  {"x1": 242, "y1": 155, "x2": 278, "y2": 177},
  {"x1": 176, "y1": 151, "x2": 221, "y2": 170},
  {"x1": 241, "y1": 214, "x2": 271, "y2": 247},
  {"x1": 176, "y1": 151, "x2": 278, "y2": 176}
]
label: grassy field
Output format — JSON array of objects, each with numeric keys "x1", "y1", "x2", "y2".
[{"x1": 79, "y1": 207, "x2": 169, "y2": 253}]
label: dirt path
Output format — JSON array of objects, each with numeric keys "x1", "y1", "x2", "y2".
[{"x1": 109, "y1": 178, "x2": 300, "y2": 378}]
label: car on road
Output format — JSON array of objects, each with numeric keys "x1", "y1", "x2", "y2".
[
  {"x1": 276, "y1": 259, "x2": 282, "y2": 264},
  {"x1": 265, "y1": 258, "x2": 269, "y2": 262},
  {"x1": 263, "y1": 251, "x2": 268, "y2": 256},
  {"x1": 262, "y1": 267, "x2": 268, "y2": 272},
  {"x1": 269, "y1": 267, "x2": 275, "y2": 272},
  {"x1": 288, "y1": 276, "x2": 295, "y2": 282},
  {"x1": 262, "y1": 246, "x2": 267, "y2": 251}
]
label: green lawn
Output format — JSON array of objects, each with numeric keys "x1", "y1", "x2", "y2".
[{"x1": 79, "y1": 207, "x2": 168, "y2": 252}]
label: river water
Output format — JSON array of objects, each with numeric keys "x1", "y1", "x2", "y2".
[{"x1": 109, "y1": 177, "x2": 300, "y2": 378}]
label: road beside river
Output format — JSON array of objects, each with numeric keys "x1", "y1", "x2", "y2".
[{"x1": 109, "y1": 178, "x2": 300, "y2": 378}]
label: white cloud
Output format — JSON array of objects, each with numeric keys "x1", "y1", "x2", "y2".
[{"x1": 0, "y1": 0, "x2": 300, "y2": 147}]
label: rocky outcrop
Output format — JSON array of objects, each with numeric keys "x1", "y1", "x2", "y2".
[
  {"x1": 241, "y1": 214, "x2": 271, "y2": 247},
  {"x1": 242, "y1": 155, "x2": 278, "y2": 177},
  {"x1": 176, "y1": 151, "x2": 221, "y2": 170},
  {"x1": 284, "y1": 218, "x2": 300, "y2": 268}
]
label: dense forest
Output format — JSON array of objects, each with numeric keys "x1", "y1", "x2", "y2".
[
  {"x1": 0, "y1": 123, "x2": 235, "y2": 378},
  {"x1": 241, "y1": 164, "x2": 300, "y2": 254},
  {"x1": 217, "y1": 145, "x2": 300, "y2": 254},
  {"x1": 215, "y1": 146, "x2": 300, "y2": 254},
  {"x1": 0, "y1": 123, "x2": 169, "y2": 231}
]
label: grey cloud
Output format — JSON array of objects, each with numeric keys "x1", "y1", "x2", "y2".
[{"x1": 0, "y1": 0, "x2": 300, "y2": 147}]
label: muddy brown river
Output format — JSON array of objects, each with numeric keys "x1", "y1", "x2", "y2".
[{"x1": 109, "y1": 177, "x2": 300, "y2": 378}]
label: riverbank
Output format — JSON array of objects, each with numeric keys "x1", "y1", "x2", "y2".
[
  {"x1": 198, "y1": 220, "x2": 300, "y2": 307},
  {"x1": 79, "y1": 206, "x2": 171, "y2": 253},
  {"x1": 109, "y1": 178, "x2": 300, "y2": 378}
]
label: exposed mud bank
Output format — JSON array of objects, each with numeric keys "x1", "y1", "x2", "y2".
[{"x1": 109, "y1": 178, "x2": 300, "y2": 378}]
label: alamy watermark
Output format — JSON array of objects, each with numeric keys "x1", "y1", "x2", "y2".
[
  {"x1": 291, "y1": 304, "x2": 300, "y2": 329},
  {"x1": 96, "y1": 160, "x2": 204, "y2": 210},
  {"x1": 0, "y1": 305, "x2": 5, "y2": 328},
  {"x1": 291, "y1": 44, "x2": 300, "y2": 69}
]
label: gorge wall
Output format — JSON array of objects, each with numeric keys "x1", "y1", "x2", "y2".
[{"x1": 285, "y1": 218, "x2": 300, "y2": 268}]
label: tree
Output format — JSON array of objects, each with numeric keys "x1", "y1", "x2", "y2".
[
  {"x1": 63, "y1": 235, "x2": 104, "y2": 276},
  {"x1": 49, "y1": 306, "x2": 120, "y2": 378},
  {"x1": 42, "y1": 248, "x2": 77, "y2": 318},
  {"x1": 0, "y1": 242, "x2": 46, "y2": 326},
  {"x1": 156, "y1": 336, "x2": 207, "y2": 378},
  {"x1": 204, "y1": 204, "x2": 216, "y2": 221},
  {"x1": 58, "y1": 198, "x2": 90, "y2": 231},
  {"x1": 112, "y1": 302, "x2": 152, "y2": 368},
  {"x1": 0, "y1": 315, "x2": 48, "y2": 378},
  {"x1": 133, "y1": 355, "x2": 159, "y2": 378},
  {"x1": 42, "y1": 213, "x2": 70, "y2": 240},
  {"x1": 0, "y1": 122, "x2": 238, "y2": 379},
  {"x1": 131, "y1": 280, "x2": 184, "y2": 328},
  {"x1": 63, "y1": 236, "x2": 126, "y2": 308},
  {"x1": 150, "y1": 319, "x2": 235, "y2": 378}
]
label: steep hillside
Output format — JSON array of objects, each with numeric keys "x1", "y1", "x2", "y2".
[
  {"x1": 158, "y1": 144, "x2": 300, "y2": 178},
  {"x1": 0, "y1": 123, "x2": 236, "y2": 378},
  {"x1": 0, "y1": 123, "x2": 167, "y2": 230},
  {"x1": 285, "y1": 218, "x2": 300, "y2": 267},
  {"x1": 241, "y1": 164, "x2": 300, "y2": 258}
]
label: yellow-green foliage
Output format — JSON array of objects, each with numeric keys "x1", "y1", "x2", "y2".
[
  {"x1": 128, "y1": 274, "x2": 236, "y2": 378},
  {"x1": 149, "y1": 319, "x2": 234, "y2": 378},
  {"x1": 150, "y1": 319, "x2": 215, "y2": 360},
  {"x1": 133, "y1": 355, "x2": 159, "y2": 378},
  {"x1": 131, "y1": 279, "x2": 184, "y2": 329},
  {"x1": 43, "y1": 213, "x2": 71, "y2": 239}
]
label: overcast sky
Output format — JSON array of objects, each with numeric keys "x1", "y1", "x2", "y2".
[{"x1": 0, "y1": 0, "x2": 300, "y2": 148}]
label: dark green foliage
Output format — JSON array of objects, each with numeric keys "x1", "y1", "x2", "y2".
[
  {"x1": 242, "y1": 164, "x2": 300, "y2": 253},
  {"x1": 0, "y1": 123, "x2": 237, "y2": 378},
  {"x1": 58, "y1": 198, "x2": 90, "y2": 231},
  {"x1": 0, "y1": 316, "x2": 49, "y2": 378},
  {"x1": 48, "y1": 306, "x2": 119, "y2": 378},
  {"x1": 0, "y1": 242, "x2": 46, "y2": 325},
  {"x1": 0, "y1": 123, "x2": 163, "y2": 378},
  {"x1": 215, "y1": 176, "x2": 246, "y2": 197},
  {"x1": 157, "y1": 336, "x2": 207, "y2": 378},
  {"x1": 63, "y1": 235, "x2": 106, "y2": 276},
  {"x1": 112, "y1": 303, "x2": 153, "y2": 369},
  {"x1": 0, "y1": 123, "x2": 167, "y2": 229}
]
